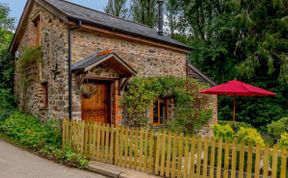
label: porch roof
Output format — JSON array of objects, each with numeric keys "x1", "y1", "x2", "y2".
[{"x1": 72, "y1": 51, "x2": 137, "y2": 77}]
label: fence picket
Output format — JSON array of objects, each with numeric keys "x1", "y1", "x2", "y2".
[
  {"x1": 148, "y1": 130, "x2": 154, "y2": 173},
  {"x1": 239, "y1": 143, "x2": 245, "y2": 178},
  {"x1": 171, "y1": 134, "x2": 177, "y2": 178},
  {"x1": 189, "y1": 137, "x2": 196, "y2": 178},
  {"x1": 114, "y1": 126, "x2": 119, "y2": 165},
  {"x1": 254, "y1": 143, "x2": 261, "y2": 178},
  {"x1": 139, "y1": 128, "x2": 144, "y2": 171},
  {"x1": 177, "y1": 134, "x2": 183, "y2": 178},
  {"x1": 160, "y1": 131, "x2": 166, "y2": 176},
  {"x1": 263, "y1": 145, "x2": 269, "y2": 178},
  {"x1": 246, "y1": 144, "x2": 253, "y2": 178},
  {"x1": 109, "y1": 125, "x2": 114, "y2": 164},
  {"x1": 96, "y1": 125, "x2": 101, "y2": 161},
  {"x1": 216, "y1": 139, "x2": 223, "y2": 178},
  {"x1": 183, "y1": 136, "x2": 190, "y2": 178},
  {"x1": 196, "y1": 137, "x2": 202, "y2": 178},
  {"x1": 165, "y1": 132, "x2": 172, "y2": 177},
  {"x1": 280, "y1": 149, "x2": 287, "y2": 178},
  {"x1": 154, "y1": 131, "x2": 161, "y2": 175},
  {"x1": 209, "y1": 137, "x2": 216, "y2": 178},
  {"x1": 271, "y1": 144, "x2": 278, "y2": 178},
  {"x1": 223, "y1": 141, "x2": 230, "y2": 178},
  {"x1": 230, "y1": 139, "x2": 237, "y2": 178},
  {"x1": 124, "y1": 127, "x2": 129, "y2": 167}
]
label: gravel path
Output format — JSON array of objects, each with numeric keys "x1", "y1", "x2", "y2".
[{"x1": 0, "y1": 140, "x2": 108, "y2": 178}]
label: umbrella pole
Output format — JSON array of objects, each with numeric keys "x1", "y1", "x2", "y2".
[{"x1": 233, "y1": 96, "x2": 236, "y2": 129}]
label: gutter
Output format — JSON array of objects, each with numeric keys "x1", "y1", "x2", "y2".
[{"x1": 68, "y1": 20, "x2": 82, "y2": 120}]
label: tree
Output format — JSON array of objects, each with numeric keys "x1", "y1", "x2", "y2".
[
  {"x1": 0, "y1": 3, "x2": 15, "y2": 110},
  {"x1": 104, "y1": 0, "x2": 128, "y2": 18},
  {"x1": 130, "y1": 0, "x2": 158, "y2": 28},
  {"x1": 166, "y1": 0, "x2": 288, "y2": 130}
]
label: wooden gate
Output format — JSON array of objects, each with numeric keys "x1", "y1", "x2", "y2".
[{"x1": 81, "y1": 83, "x2": 109, "y2": 123}]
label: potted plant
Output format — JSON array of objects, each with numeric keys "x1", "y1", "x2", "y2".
[{"x1": 79, "y1": 83, "x2": 96, "y2": 99}]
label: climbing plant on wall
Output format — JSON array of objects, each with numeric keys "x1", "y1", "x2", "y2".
[
  {"x1": 121, "y1": 76, "x2": 212, "y2": 135},
  {"x1": 17, "y1": 47, "x2": 43, "y2": 110}
]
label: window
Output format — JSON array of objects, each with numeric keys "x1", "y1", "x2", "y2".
[
  {"x1": 41, "y1": 82, "x2": 48, "y2": 108},
  {"x1": 151, "y1": 98, "x2": 169, "y2": 125},
  {"x1": 32, "y1": 15, "x2": 41, "y2": 47}
]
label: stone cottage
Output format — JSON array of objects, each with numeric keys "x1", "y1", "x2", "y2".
[{"x1": 9, "y1": 0, "x2": 217, "y2": 128}]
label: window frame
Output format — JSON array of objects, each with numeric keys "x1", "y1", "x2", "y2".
[
  {"x1": 32, "y1": 15, "x2": 41, "y2": 47},
  {"x1": 151, "y1": 98, "x2": 169, "y2": 125},
  {"x1": 41, "y1": 82, "x2": 48, "y2": 109}
]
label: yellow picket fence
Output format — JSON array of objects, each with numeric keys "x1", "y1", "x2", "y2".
[{"x1": 62, "y1": 120, "x2": 287, "y2": 178}]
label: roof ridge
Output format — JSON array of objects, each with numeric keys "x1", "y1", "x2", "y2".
[{"x1": 56, "y1": 0, "x2": 157, "y2": 31}]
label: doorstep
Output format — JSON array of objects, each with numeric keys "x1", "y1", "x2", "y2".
[{"x1": 88, "y1": 161, "x2": 161, "y2": 178}]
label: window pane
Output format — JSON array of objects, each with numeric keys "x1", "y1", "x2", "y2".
[{"x1": 153, "y1": 101, "x2": 158, "y2": 123}]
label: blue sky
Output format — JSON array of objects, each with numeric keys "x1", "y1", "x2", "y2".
[{"x1": 0, "y1": 0, "x2": 108, "y2": 25}]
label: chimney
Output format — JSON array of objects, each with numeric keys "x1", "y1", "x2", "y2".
[{"x1": 157, "y1": 0, "x2": 164, "y2": 36}]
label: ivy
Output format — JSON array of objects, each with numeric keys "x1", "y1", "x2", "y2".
[
  {"x1": 17, "y1": 47, "x2": 43, "y2": 109},
  {"x1": 121, "y1": 76, "x2": 213, "y2": 135}
]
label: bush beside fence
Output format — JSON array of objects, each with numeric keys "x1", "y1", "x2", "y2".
[{"x1": 62, "y1": 120, "x2": 287, "y2": 178}]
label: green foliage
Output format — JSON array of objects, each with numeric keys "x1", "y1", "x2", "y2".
[
  {"x1": 0, "y1": 111, "x2": 88, "y2": 169},
  {"x1": 236, "y1": 127, "x2": 265, "y2": 146},
  {"x1": 17, "y1": 47, "x2": 43, "y2": 107},
  {"x1": 121, "y1": 76, "x2": 212, "y2": 134},
  {"x1": 39, "y1": 145, "x2": 88, "y2": 169},
  {"x1": 104, "y1": 0, "x2": 128, "y2": 18},
  {"x1": 0, "y1": 112, "x2": 61, "y2": 149},
  {"x1": 279, "y1": 132, "x2": 288, "y2": 149},
  {"x1": 267, "y1": 117, "x2": 288, "y2": 138},
  {"x1": 130, "y1": 0, "x2": 157, "y2": 28},
  {"x1": 0, "y1": 4, "x2": 15, "y2": 111},
  {"x1": 213, "y1": 124, "x2": 234, "y2": 143},
  {"x1": 166, "y1": 0, "x2": 288, "y2": 129},
  {"x1": 218, "y1": 120, "x2": 252, "y2": 130},
  {"x1": 0, "y1": 3, "x2": 14, "y2": 51},
  {"x1": 213, "y1": 124, "x2": 265, "y2": 146}
]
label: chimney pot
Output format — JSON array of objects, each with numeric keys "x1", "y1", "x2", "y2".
[{"x1": 157, "y1": 0, "x2": 164, "y2": 36}]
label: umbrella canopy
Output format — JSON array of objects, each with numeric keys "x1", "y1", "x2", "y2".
[
  {"x1": 200, "y1": 80, "x2": 276, "y2": 96},
  {"x1": 200, "y1": 80, "x2": 276, "y2": 128}
]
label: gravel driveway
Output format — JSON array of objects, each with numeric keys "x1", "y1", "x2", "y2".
[{"x1": 0, "y1": 140, "x2": 108, "y2": 178}]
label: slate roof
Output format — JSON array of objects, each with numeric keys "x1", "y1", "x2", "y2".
[
  {"x1": 72, "y1": 51, "x2": 137, "y2": 76},
  {"x1": 44, "y1": 0, "x2": 191, "y2": 50},
  {"x1": 71, "y1": 52, "x2": 111, "y2": 71}
]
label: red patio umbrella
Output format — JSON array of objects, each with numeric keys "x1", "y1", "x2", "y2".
[{"x1": 200, "y1": 80, "x2": 276, "y2": 128}]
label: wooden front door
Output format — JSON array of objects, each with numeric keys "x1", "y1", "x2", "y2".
[{"x1": 81, "y1": 83, "x2": 109, "y2": 123}]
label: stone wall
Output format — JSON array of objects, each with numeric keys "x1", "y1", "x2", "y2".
[
  {"x1": 71, "y1": 29, "x2": 187, "y2": 77},
  {"x1": 198, "y1": 95, "x2": 218, "y2": 136},
  {"x1": 14, "y1": 2, "x2": 69, "y2": 120}
]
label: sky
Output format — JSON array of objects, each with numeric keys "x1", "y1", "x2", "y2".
[{"x1": 0, "y1": 0, "x2": 108, "y2": 25}]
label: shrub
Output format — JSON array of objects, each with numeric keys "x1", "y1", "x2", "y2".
[
  {"x1": 279, "y1": 132, "x2": 288, "y2": 149},
  {"x1": 43, "y1": 119, "x2": 62, "y2": 146},
  {"x1": 0, "y1": 111, "x2": 61, "y2": 149},
  {"x1": 218, "y1": 120, "x2": 252, "y2": 130},
  {"x1": 213, "y1": 124, "x2": 234, "y2": 142},
  {"x1": 1, "y1": 111, "x2": 88, "y2": 169},
  {"x1": 0, "y1": 108, "x2": 15, "y2": 122},
  {"x1": 267, "y1": 117, "x2": 288, "y2": 138},
  {"x1": 236, "y1": 127, "x2": 264, "y2": 146},
  {"x1": 39, "y1": 145, "x2": 88, "y2": 169},
  {"x1": 0, "y1": 88, "x2": 15, "y2": 111}
]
